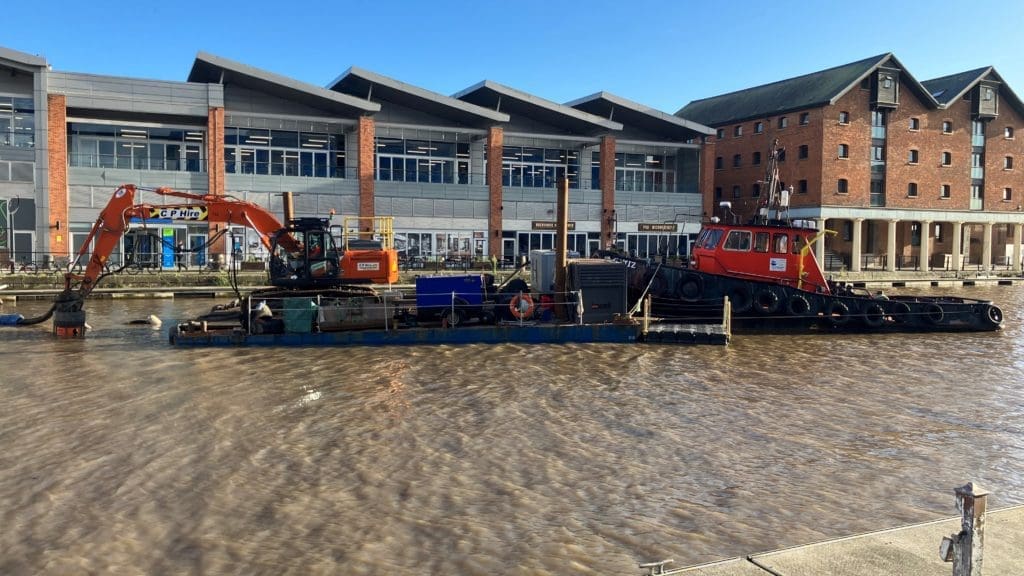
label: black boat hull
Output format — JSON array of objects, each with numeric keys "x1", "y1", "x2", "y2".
[{"x1": 600, "y1": 253, "x2": 1003, "y2": 333}]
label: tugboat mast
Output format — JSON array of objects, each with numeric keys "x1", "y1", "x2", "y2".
[{"x1": 756, "y1": 138, "x2": 792, "y2": 225}]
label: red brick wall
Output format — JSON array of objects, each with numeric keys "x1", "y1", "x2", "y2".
[
  {"x1": 823, "y1": 88, "x2": 872, "y2": 207},
  {"x1": 47, "y1": 94, "x2": 68, "y2": 257},
  {"x1": 984, "y1": 97, "x2": 1024, "y2": 212},
  {"x1": 600, "y1": 135, "x2": 616, "y2": 248},
  {"x1": 708, "y1": 109, "x2": 826, "y2": 222},
  {"x1": 487, "y1": 126, "x2": 503, "y2": 257},
  {"x1": 358, "y1": 116, "x2": 375, "y2": 230}
]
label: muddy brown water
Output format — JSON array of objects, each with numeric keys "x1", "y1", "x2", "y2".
[{"x1": 1, "y1": 285, "x2": 1022, "y2": 575}]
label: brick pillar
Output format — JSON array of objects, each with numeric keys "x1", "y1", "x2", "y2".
[
  {"x1": 487, "y1": 126, "x2": 503, "y2": 258},
  {"x1": 47, "y1": 94, "x2": 68, "y2": 258},
  {"x1": 358, "y1": 116, "x2": 375, "y2": 238},
  {"x1": 600, "y1": 135, "x2": 616, "y2": 249},
  {"x1": 206, "y1": 106, "x2": 227, "y2": 254}
]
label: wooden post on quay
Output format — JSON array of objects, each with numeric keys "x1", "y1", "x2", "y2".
[
  {"x1": 940, "y1": 482, "x2": 989, "y2": 576},
  {"x1": 554, "y1": 176, "x2": 569, "y2": 320}
]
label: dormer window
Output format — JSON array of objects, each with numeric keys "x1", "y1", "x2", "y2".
[{"x1": 984, "y1": 88, "x2": 995, "y2": 101}]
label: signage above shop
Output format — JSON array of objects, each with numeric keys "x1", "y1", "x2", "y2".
[
  {"x1": 531, "y1": 221, "x2": 576, "y2": 231},
  {"x1": 638, "y1": 223, "x2": 678, "y2": 232}
]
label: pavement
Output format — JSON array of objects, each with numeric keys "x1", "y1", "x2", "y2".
[{"x1": 662, "y1": 505, "x2": 1023, "y2": 576}]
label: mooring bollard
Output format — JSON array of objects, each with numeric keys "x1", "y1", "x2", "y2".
[
  {"x1": 940, "y1": 482, "x2": 989, "y2": 576},
  {"x1": 638, "y1": 559, "x2": 674, "y2": 575}
]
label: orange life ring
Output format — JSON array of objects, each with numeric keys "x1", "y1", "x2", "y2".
[{"x1": 509, "y1": 293, "x2": 535, "y2": 320}]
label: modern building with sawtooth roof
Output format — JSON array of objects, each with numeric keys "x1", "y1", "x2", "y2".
[{"x1": 0, "y1": 45, "x2": 713, "y2": 269}]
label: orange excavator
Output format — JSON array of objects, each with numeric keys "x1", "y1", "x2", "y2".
[{"x1": 26, "y1": 184, "x2": 397, "y2": 337}]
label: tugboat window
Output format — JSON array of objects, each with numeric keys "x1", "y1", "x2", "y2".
[
  {"x1": 754, "y1": 232, "x2": 770, "y2": 252},
  {"x1": 773, "y1": 234, "x2": 789, "y2": 254},
  {"x1": 724, "y1": 230, "x2": 752, "y2": 251},
  {"x1": 700, "y1": 229, "x2": 724, "y2": 249}
]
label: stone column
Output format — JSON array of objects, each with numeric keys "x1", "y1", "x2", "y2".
[
  {"x1": 1013, "y1": 223, "x2": 1023, "y2": 274},
  {"x1": 952, "y1": 221, "x2": 964, "y2": 271},
  {"x1": 851, "y1": 218, "x2": 863, "y2": 272},
  {"x1": 920, "y1": 220, "x2": 931, "y2": 272},
  {"x1": 982, "y1": 222, "x2": 994, "y2": 271},
  {"x1": 886, "y1": 219, "x2": 898, "y2": 272},
  {"x1": 815, "y1": 217, "x2": 826, "y2": 267}
]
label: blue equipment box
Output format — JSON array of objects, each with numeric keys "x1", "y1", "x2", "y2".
[{"x1": 415, "y1": 274, "x2": 486, "y2": 309}]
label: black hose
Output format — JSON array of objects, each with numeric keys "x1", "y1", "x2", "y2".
[{"x1": 15, "y1": 302, "x2": 57, "y2": 325}]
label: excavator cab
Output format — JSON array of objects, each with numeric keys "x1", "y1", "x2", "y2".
[{"x1": 268, "y1": 218, "x2": 344, "y2": 288}]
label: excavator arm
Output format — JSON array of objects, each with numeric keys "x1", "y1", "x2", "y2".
[{"x1": 68, "y1": 184, "x2": 298, "y2": 299}]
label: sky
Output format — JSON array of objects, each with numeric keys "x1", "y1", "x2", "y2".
[{"x1": 6, "y1": 0, "x2": 1024, "y2": 115}]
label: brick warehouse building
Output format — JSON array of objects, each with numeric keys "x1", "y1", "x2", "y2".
[
  {"x1": 679, "y1": 53, "x2": 1024, "y2": 274},
  {"x1": 0, "y1": 45, "x2": 713, "y2": 270}
]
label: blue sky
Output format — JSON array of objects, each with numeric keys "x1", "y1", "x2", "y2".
[{"x1": 7, "y1": 0, "x2": 1023, "y2": 115}]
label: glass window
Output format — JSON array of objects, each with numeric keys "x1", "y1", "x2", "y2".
[
  {"x1": 838, "y1": 111, "x2": 850, "y2": 124},
  {"x1": 733, "y1": 125, "x2": 743, "y2": 137},
  {"x1": 941, "y1": 184, "x2": 951, "y2": 198},
  {"x1": 1005, "y1": 127, "x2": 1014, "y2": 139},
  {"x1": 715, "y1": 156, "x2": 723, "y2": 170},
  {"x1": 1005, "y1": 156, "x2": 1014, "y2": 170},
  {"x1": 778, "y1": 117, "x2": 788, "y2": 129},
  {"x1": 723, "y1": 230, "x2": 752, "y2": 251},
  {"x1": 1003, "y1": 188, "x2": 1012, "y2": 201},
  {"x1": 798, "y1": 145, "x2": 808, "y2": 159},
  {"x1": 909, "y1": 117, "x2": 920, "y2": 130},
  {"x1": 908, "y1": 149, "x2": 919, "y2": 164},
  {"x1": 799, "y1": 112, "x2": 810, "y2": 125},
  {"x1": 942, "y1": 152, "x2": 952, "y2": 166},
  {"x1": 716, "y1": 128, "x2": 725, "y2": 139},
  {"x1": 907, "y1": 182, "x2": 918, "y2": 197},
  {"x1": 838, "y1": 144, "x2": 849, "y2": 158},
  {"x1": 942, "y1": 120, "x2": 953, "y2": 133},
  {"x1": 754, "y1": 121, "x2": 764, "y2": 134},
  {"x1": 753, "y1": 232, "x2": 769, "y2": 252},
  {"x1": 732, "y1": 154, "x2": 741, "y2": 167},
  {"x1": 752, "y1": 151, "x2": 761, "y2": 165},
  {"x1": 773, "y1": 234, "x2": 788, "y2": 254},
  {"x1": 837, "y1": 178, "x2": 849, "y2": 194},
  {"x1": 700, "y1": 229, "x2": 724, "y2": 249}
]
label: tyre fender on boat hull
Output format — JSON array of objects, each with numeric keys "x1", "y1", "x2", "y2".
[
  {"x1": 861, "y1": 302, "x2": 886, "y2": 328},
  {"x1": 753, "y1": 287, "x2": 782, "y2": 314},
  {"x1": 678, "y1": 273, "x2": 704, "y2": 303},
  {"x1": 725, "y1": 282, "x2": 753, "y2": 314},
  {"x1": 827, "y1": 300, "x2": 851, "y2": 326},
  {"x1": 890, "y1": 301, "x2": 912, "y2": 324},
  {"x1": 785, "y1": 294, "x2": 813, "y2": 317},
  {"x1": 978, "y1": 304, "x2": 1003, "y2": 329},
  {"x1": 924, "y1": 302, "x2": 945, "y2": 324}
]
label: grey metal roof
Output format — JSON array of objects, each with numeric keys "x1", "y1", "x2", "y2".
[
  {"x1": 677, "y1": 53, "x2": 938, "y2": 127},
  {"x1": 454, "y1": 80, "x2": 622, "y2": 135},
  {"x1": 923, "y1": 67, "x2": 995, "y2": 105},
  {"x1": 0, "y1": 45, "x2": 47, "y2": 71},
  {"x1": 567, "y1": 91, "x2": 714, "y2": 139},
  {"x1": 923, "y1": 66, "x2": 1024, "y2": 116},
  {"x1": 328, "y1": 66, "x2": 508, "y2": 127},
  {"x1": 188, "y1": 52, "x2": 379, "y2": 117}
]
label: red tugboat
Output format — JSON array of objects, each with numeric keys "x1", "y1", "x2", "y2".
[{"x1": 601, "y1": 141, "x2": 1004, "y2": 332}]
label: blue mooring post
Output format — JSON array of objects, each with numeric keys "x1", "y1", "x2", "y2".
[{"x1": 940, "y1": 482, "x2": 989, "y2": 576}]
